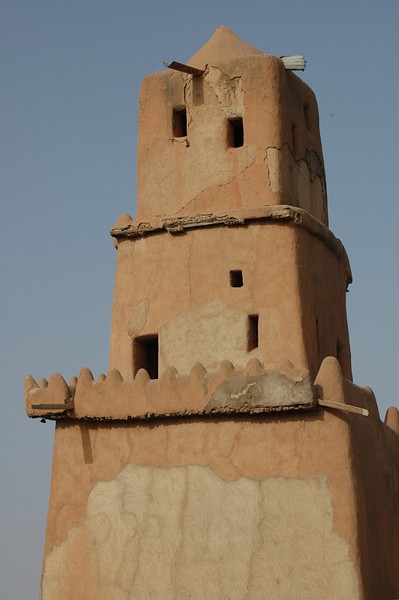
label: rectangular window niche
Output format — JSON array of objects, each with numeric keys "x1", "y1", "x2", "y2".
[
  {"x1": 133, "y1": 334, "x2": 159, "y2": 379},
  {"x1": 230, "y1": 270, "x2": 243, "y2": 288},
  {"x1": 227, "y1": 117, "x2": 244, "y2": 147},
  {"x1": 247, "y1": 315, "x2": 259, "y2": 351},
  {"x1": 173, "y1": 107, "x2": 187, "y2": 137}
]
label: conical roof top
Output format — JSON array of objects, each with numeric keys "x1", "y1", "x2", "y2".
[{"x1": 188, "y1": 26, "x2": 263, "y2": 69}]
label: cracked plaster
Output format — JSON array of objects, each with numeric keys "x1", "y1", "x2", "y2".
[
  {"x1": 137, "y1": 53, "x2": 328, "y2": 222},
  {"x1": 265, "y1": 145, "x2": 326, "y2": 222}
]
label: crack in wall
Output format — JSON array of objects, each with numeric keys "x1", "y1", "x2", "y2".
[
  {"x1": 173, "y1": 155, "x2": 257, "y2": 216},
  {"x1": 206, "y1": 66, "x2": 243, "y2": 117},
  {"x1": 264, "y1": 144, "x2": 325, "y2": 187},
  {"x1": 264, "y1": 144, "x2": 327, "y2": 222}
]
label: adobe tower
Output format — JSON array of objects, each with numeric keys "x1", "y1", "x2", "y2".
[{"x1": 26, "y1": 27, "x2": 399, "y2": 599}]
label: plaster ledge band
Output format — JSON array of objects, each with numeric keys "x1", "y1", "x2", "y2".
[{"x1": 111, "y1": 205, "x2": 352, "y2": 284}]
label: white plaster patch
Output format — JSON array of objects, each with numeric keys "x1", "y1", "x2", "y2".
[
  {"x1": 265, "y1": 146, "x2": 325, "y2": 222},
  {"x1": 42, "y1": 466, "x2": 359, "y2": 599},
  {"x1": 159, "y1": 299, "x2": 261, "y2": 374},
  {"x1": 206, "y1": 66, "x2": 244, "y2": 117}
]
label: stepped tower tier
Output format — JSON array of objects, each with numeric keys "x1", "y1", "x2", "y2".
[
  {"x1": 109, "y1": 26, "x2": 350, "y2": 383},
  {"x1": 110, "y1": 208, "x2": 352, "y2": 382},
  {"x1": 137, "y1": 26, "x2": 327, "y2": 224}
]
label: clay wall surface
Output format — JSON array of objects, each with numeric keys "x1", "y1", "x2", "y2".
[
  {"x1": 36, "y1": 358, "x2": 399, "y2": 599},
  {"x1": 137, "y1": 53, "x2": 326, "y2": 223},
  {"x1": 42, "y1": 413, "x2": 361, "y2": 600},
  {"x1": 110, "y1": 222, "x2": 301, "y2": 379},
  {"x1": 109, "y1": 216, "x2": 351, "y2": 382},
  {"x1": 353, "y1": 421, "x2": 399, "y2": 598},
  {"x1": 315, "y1": 359, "x2": 399, "y2": 599},
  {"x1": 295, "y1": 225, "x2": 352, "y2": 379}
]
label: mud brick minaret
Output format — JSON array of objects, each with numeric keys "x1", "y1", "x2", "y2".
[{"x1": 26, "y1": 27, "x2": 399, "y2": 599}]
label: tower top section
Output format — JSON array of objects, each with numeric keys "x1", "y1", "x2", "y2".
[
  {"x1": 187, "y1": 25, "x2": 263, "y2": 68},
  {"x1": 136, "y1": 27, "x2": 328, "y2": 225}
]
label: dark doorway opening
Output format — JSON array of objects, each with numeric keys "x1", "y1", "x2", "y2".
[{"x1": 133, "y1": 334, "x2": 159, "y2": 379}]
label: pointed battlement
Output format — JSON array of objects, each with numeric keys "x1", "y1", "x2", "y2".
[
  {"x1": 25, "y1": 358, "x2": 315, "y2": 420},
  {"x1": 26, "y1": 356, "x2": 397, "y2": 431}
]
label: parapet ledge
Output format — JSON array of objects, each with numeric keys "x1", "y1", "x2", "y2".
[
  {"x1": 25, "y1": 359, "x2": 317, "y2": 421},
  {"x1": 25, "y1": 373, "x2": 76, "y2": 418},
  {"x1": 26, "y1": 356, "x2": 388, "y2": 423},
  {"x1": 111, "y1": 206, "x2": 351, "y2": 284}
]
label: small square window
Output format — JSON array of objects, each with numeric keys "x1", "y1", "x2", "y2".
[
  {"x1": 230, "y1": 270, "x2": 243, "y2": 287},
  {"x1": 173, "y1": 108, "x2": 187, "y2": 137},
  {"x1": 227, "y1": 117, "x2": 244, "y2": 148}
]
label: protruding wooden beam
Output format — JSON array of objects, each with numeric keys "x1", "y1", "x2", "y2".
[
  {"x1": 318, "y1": 398, "x2": 369, "y2": 417},
  {"x1": 163, "y1": 60, "x2": 204, "y2": 76},
  {"x1": 31, "y1": 401, "x2": 75, "y2": 410}
]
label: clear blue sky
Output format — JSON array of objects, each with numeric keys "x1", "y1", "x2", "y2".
[{"x1": 1, "y1": 1, "x2": 397, "y2": 597}]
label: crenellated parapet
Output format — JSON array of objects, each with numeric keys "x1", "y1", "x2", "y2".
[{"x1": 25, "y1": 356, "x2": 396, "y2": 428}]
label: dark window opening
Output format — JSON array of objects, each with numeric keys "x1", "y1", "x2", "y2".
[
  {"x1": 230, "y1": 270, "x2": 243, "y2": 288},
  {"x1": 227, "y1": 117, "x2": 244, "y2": 148},
  {"x1": 133, "y1": 334, "x2": 159, "y2": 379},
  {"x1": 247, "y1": 315, "x2": 259, "y2": 351},
  {"x1": 173, "y1": 108, "x2": 187, "y2": 137}
]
